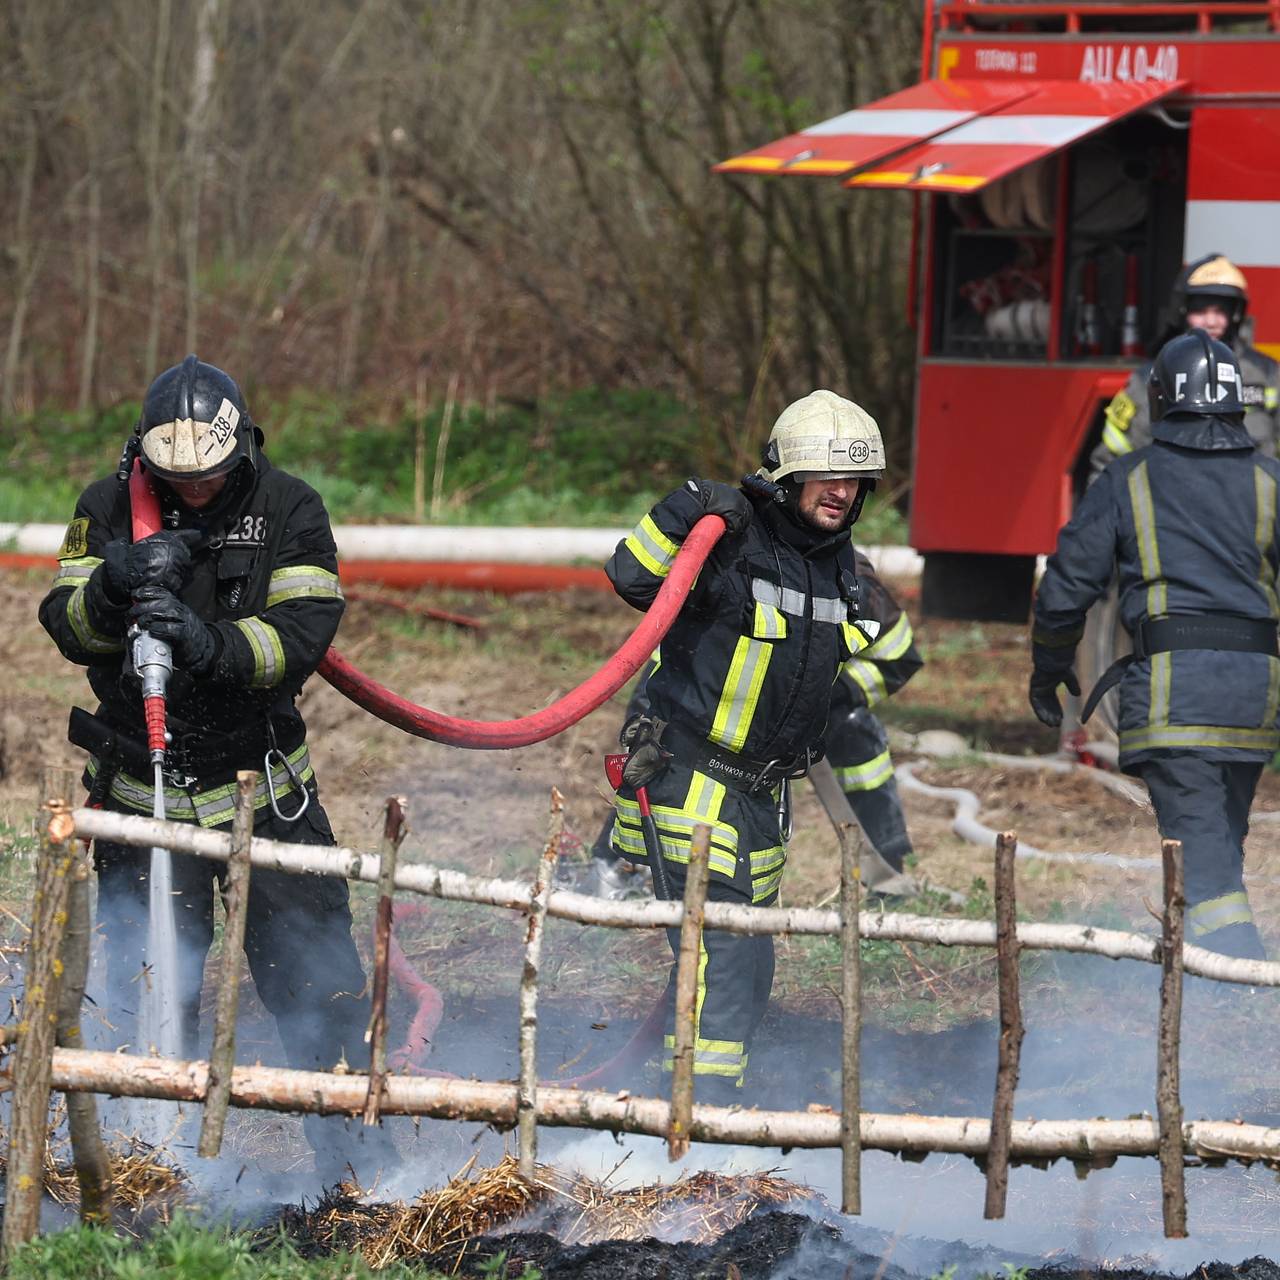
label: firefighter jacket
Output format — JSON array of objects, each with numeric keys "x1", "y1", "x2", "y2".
[
  {"x1": 838, "y1": 549, "x2": 923, "y2": 710},
  {"x1": 39, "y1": 455, "x2": 345, "y2": 826},
  {"x1": 605, "y1": 481, "x2": 875, "y2": 768},
  {"x1": 1034, "y1": 415, "x2": 1280, "y2": 767},
  {"x1": 1092, "y1": 340, "x2": 1280, "y2": 473}
]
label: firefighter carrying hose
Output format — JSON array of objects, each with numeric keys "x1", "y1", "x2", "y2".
[
  {"x1": 1031, "y1": 333, "x2": 1280, "y2": 962},
  {"x1": 1092, "y1": 254, "x2": 1280, "y2": 471},
  {"x1": 39, "y1": 356, "x2": 396, "y2": 1181},
  {"x1": 586, "y1": 559, "x2": 922, "y2": 898},
  {"x1": 604, "y1": 389, "x2": 886, "y2": 1103}
]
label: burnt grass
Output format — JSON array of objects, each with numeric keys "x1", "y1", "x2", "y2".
[{"x1": 263, "y1": 1197, "x2": 1280, "y2": 1280}]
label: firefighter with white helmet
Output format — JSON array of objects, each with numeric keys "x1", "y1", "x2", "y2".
[
  {"x1": 1093, "y1": 254, "x2": 1280, "y2": 471},
  {"x1": 603, "y1": 389, "x2": 887, "y2": 1103}
]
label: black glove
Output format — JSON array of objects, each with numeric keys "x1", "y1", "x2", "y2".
[
  {"x1": 689, "y1": 478, "x2": 752, "y2": 535},
  {"x1": 101, "y1": 530, "x2": 200, "y2": 603},
  {"x1": 1028, "y1": 668, "x2": 1081, "y2": 728},
  {"x1": 129, "y1": 586, "x2": 220, "y2": 676}
]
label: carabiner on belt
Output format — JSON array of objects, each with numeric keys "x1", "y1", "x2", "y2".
[{"x1": 264, "y1": 721, "x2": 310, "y2": 823}]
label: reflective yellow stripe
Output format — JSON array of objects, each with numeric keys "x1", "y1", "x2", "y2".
[
  {"x1": 1187, "y1": 891, "x2": 1254, "y2": 937},
  {"x1": 233, "y1": 616, "x2": 285, "y2": 687},
  {"x1": 1120, "y1": 724, "x2": 1280, "y2": 753},
  {"x1": 749, "y1": 844, "x2": 785, "y2": 903},
  {"x1": 1128, "y1": 461, "x2": 1166, "y2": 617},
  {"x1": 1265, "y1": 657, "x2": 1280, "y2": 731},
  {"x1": 709, "y1": 636, "x2": 772, "y2": 752},
  {"x1": 752, "y1": 601, "x2": 787, "y2": 639},
  {"x1": 842, "y1": 658, "x2": 887, "y2": 705},
  {"x1": 840, "y1": 621, "x2": 872, "y2": 658},
  {"x1": 1255, "y1": 466, "x2": 1279, "y2": 620},
  {"x1": 51, "y1": 555, "x2": 101, "y2": 592},
  {"x1": 1265, "y1": 386, "x2": 1278, "y2": 412},
  {"x1": 861, "y1": 612, "x2": 913, "y2": 662},
  {"x1": 66, "y1": 584, "x2": 125, "y2": 654},
  {"x1": 1149, "y1": 651, "x2": 1171, "y2": 729},
  {"x1": 86, "y1": 744, "x2": 313, "y2": 829},
  {"x1": 835, "y1": 749, "x2": 894, "y2": 792},
  {"x1": 266, "y1": 564, "x2": 344, "y2": 609},
  {"x1": 622, "y1": 514, "x2": 680, "y2": 579},
  {"x1": 1101, "y1": 422, "x2": 1134, "y2": 457}
]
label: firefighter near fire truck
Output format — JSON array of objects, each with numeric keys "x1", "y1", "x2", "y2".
[
  {"x1": 1030, "y1": 332, "x2": 1280, "y2": 962},
  {"x1": 603, "y1": 389, "x2": 886, "y2": 1102},
  {"x1": 1092, "y1": 254, "x2": 1280, "y2": 471},
  {"x1": 38, "y1": 355, "x2": 397, "y2": 1181}
]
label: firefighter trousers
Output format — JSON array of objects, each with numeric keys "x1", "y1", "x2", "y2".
[
  {"x1": 824, "y1": 706, "x2": 912, "y2": 872},
  {"x1": 92, "y1": 780, "x2": 397, "y2": 1176},
  {"x1": 612, "y1": 763, "x2": 785, "y2": 1101},
  {"x1": 1133, "y1": 756, "x2": 1266, "y2": 960}
]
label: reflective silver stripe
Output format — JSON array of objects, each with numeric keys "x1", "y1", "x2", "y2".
[
  {"x1": 265, "y1": 565, "x2": 344, "y2": 608},
  {"x1": 751, "y1": 577, "x2": 807, "y2": 617},
  {"x1": 752, "y1": 601, "x2": 787, "y2": 639},
  {"x1": 52, "y1": 556, "x2": 102, "y2": 590},
  {"x1": 234, "y1": 616, "x2": 285, "y2": 688},
  {"x1": 89, "y1": 746, "x2": 313, "y2": 828},
  {"x1": 710, "y1": 636, "x2": 772, "y2": 752},
  {"x1": 623, "y1": 514, "x2": 680, "y2": 578},
  {"x1": 1186, "y1": 891, "x2": 1254, "y2": 936},
  {"x1": 863, "y1": 612, "x2": 912, "y2": 661},
  {"x1": 812, "y1": 595, "x2": 846, "y2": 623},
  {"x1": 843, "y1": 658, "x2": 887, "y2": 705},
  {"x1": 835, "y1": 750, "x2": 894, "y2": 792},
  {"x1": 67, "y1": 585, "x2": 125, "y2": 654}
]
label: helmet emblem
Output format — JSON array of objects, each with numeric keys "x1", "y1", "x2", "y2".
[{"x1": 848, "y1": 440, "x2": 870, "y2": 464}]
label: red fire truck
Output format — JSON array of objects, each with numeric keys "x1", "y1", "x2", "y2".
[{"x1": 717, "y1": 0, "x2": 1280, "y2": 622}]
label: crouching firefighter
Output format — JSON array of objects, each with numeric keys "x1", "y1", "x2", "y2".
[
  {"x1": 39, "y1": 355, "x2": 396, "y2": 1181},
  {"x1": 1030, "y1": 332, "x2": 1280, "y2": 961},
  {"x1": 604, "y1": 389, "x2": 886, "y2": 1104}
]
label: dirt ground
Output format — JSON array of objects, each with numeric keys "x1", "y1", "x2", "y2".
[
  {"x1": 7, "y1": 564, "x2": 1280, "y2": 991},
  {"x1": 8, "y1": 563, "x2": 1280, "y2": 1263}
]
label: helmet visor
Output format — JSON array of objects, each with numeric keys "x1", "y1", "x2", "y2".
[{"x1": 140, "y1": 398, "x2": 244, "y2": 482}]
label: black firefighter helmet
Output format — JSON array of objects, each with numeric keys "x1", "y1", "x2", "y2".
[
  {"x1": 1148, "y1": 330, "x2": 1245, "y2": 424},
  {"x1": 137, "y1": 355, "x2": 259, "y2": 485},
  {"x1": 1173, "y1": 253, "x2": 1249, "y2": 342}
]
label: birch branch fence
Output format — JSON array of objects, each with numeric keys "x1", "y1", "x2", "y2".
[{"x1": 1, "y1": 786, "x2": 1274, "y2": 1259}]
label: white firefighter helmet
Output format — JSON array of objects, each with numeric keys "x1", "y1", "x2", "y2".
[{"x1": 759, "y1": 389, "x2": 886, "y2": 484}]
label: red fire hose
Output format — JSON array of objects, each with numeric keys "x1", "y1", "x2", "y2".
[
  {"x1": 315, "y1": 513, "x2": 724, "y2": 748},
  {"x1": 127, "y1": 468, "x2": 724, "y2": 1074}
]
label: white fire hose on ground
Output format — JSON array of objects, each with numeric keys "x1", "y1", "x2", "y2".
[{"x1": 895, "y1": 734, "x2": 1280, "y2": 885}]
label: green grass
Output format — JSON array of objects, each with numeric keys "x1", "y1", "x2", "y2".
[
  {"x1": 6, "y1": 1216, "x2": 541, "y2": 1279},
  {"x1": 3, "y1": 387, "x2": 908, "y2": 541}
]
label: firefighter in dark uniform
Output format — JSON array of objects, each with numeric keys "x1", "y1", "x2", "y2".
[
  {"x1": 1092, "y1": 254, "x2": 1280, "y2": 471},
  {"x1": 39, "y1": 356, "x2": 395, "y2": 1179},
  {"x1": 604, "y1": 389, "x2": 886, "y2": 1102},
  {"x1": 587, "y1": 554, "x2": 922, "y2": 895},
  {"x1": 1031, "y1": 333, "x2": 1280, "y2": 961},
  {"x1": 825, "y1": 554, "x2": 923, "y2": 873}
]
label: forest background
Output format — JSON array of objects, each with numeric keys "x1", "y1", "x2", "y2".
[{"x1": 0, "y1": 0, "x2": 921, "y2": 531}]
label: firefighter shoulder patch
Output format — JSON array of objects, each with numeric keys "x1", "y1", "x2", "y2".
[{"x1": 57, "y1": 517, "x2": 90, "y2": 560}]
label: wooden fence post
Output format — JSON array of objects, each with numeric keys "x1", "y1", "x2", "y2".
[
  {"x1": 199, "y1": 772, "x2": 256, "y2": 1157},
  {"x1": 49, "y1": 772, "x2": 113, "y2": 1223},
  {"x1": 364, "y1": 795, "x2": 408, "y2": 1126},
  {"x1": 518, "y1": 787, "x2": 563, "y2": 1178},
  {"x1": 669, "y1": 823, "x2": 712, "y2": 1162},
  {"x1": 984, "y1": 830, "x2": 1024, "y2": 1220},
  {"x1": 1158, "y1": 838, "x2": 1188, "y2": 1238},
  {"x1": 2, "y1": 772, "x2": 77, "y2": 1260},
  {"x1": 839, "y1": 814, "x2": 862, "y2": 1215}
]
